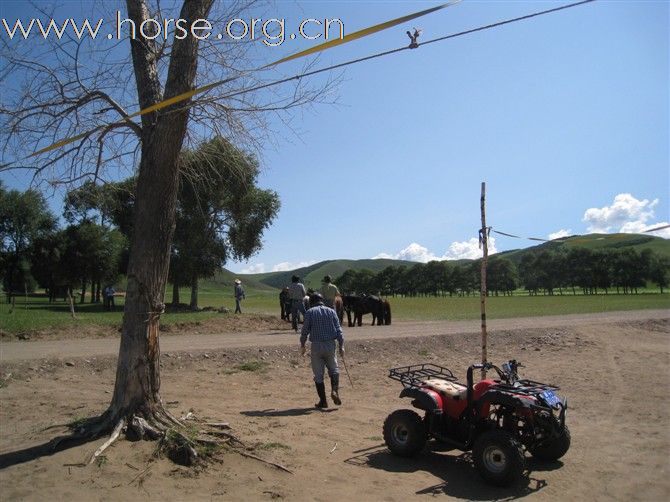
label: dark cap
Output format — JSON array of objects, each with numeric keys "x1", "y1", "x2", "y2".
[
  {"x1": 309, "y1": 293, "x2": 324, "y2": 306},
  {"x1": 323, "y1": 275, "x2": 332, "y2": 283},
  {"x1": 292, "y1": 275, "x2": 300, "y2": 282}
]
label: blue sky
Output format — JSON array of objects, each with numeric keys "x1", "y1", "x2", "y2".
[{"x1": 1, "y1": 1, "x2": 668, "y2": 274}]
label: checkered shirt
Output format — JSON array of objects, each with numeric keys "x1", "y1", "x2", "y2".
[{"x1": 300, "y1": 305, "x2": 344, "y2": 347}]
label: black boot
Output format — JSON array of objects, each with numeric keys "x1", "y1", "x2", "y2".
[
  {"x1": 330, "y1": 373, "x2": 341, "y2": 405},
  {"x1": 315, "y1": 382, "x2": 328, "y2": 408}
]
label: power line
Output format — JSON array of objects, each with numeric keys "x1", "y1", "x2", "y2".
[
  {"x1": 211, "y1": 0, "x2": 597, "y2": 106},
  {"x1": 4, "y1": 0, "x2": 598, "y2": 167}
]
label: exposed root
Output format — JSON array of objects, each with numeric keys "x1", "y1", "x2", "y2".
[
  {"x1": 128, "y1": 416, "x2": 163, "y2": 441},
  {"x1": 88, "y1": 419, "x2": 124, "y2": 464}
]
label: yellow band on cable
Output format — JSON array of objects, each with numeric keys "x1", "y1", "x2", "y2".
[{"x1": 29, "y1": 2, "x2": 459, "y2": 157}]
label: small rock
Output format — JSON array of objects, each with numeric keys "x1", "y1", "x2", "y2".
[
  {"x1": 203, "y1": 354, "x2": 210, "y2": 359},
  {"x1": 65, "y1": 361, "x2": 75, "y2": 367}
]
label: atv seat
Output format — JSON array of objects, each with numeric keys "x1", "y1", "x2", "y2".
[{"x1": 423, "y1": 378, "x2": 468, "y2": 400}]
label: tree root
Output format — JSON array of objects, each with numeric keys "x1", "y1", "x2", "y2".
[
  {"x1": 48, "y1": 408, "x2": 292, "y2": 474},
  {"x1": 89, "y1": 419, "x2": 124, "y2": 464}
]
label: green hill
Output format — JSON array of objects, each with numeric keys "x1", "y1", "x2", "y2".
[
  {"x1": 247, "y1": 258, "x2": 415, "y2": 290},
  {"x1": 497, "y1": 233, "x2": 670, "y2": 265},
  {"x1": 225, "y1": 233, "x2": 668, "y2": 292}
]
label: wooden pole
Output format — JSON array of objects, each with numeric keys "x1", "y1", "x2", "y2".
[{"x1": 480, "y1": 182, "x2": 488, "y2": 379}]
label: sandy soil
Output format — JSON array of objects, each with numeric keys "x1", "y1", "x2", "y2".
[{"x1": 0, "y1": 312, "x2": 669, "y2": 501}]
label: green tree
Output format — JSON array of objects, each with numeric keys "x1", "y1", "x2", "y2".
[
  {"x1": 487, "y1": 257, "x2": 518, "y2": 296},
  {"x1": 649, "y1": 253, "x2": 670, "y2": 293},
  {"x1": 0, "y1": 187, "x2": 56, "y2": 295},
  {"x1": 113, "y1": 136, "x2": 279, "y2": 309}
]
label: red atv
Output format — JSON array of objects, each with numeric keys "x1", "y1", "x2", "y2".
[{"x1": 383, "y1": 360, "x2": 570, "y2": 486}]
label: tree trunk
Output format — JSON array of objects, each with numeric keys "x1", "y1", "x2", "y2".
[
  {"x1": 103, "y1": 0, "x2": 215, "y2": 431},
  {"x1": 172, "y1": 282, "x2": 180, "y2": 306},
  {"x1": 91, "y1": 279, "x2": 96, "y2": 303},
  {"x1": 80, "y1": 281, "x2": 86, "y2": 304},
  {"x1": 96, "y1": 280, "x2": 102, "y2": 303},
  {"x1": 189, "y1": 274, "x2": 199, "y2": 310}
]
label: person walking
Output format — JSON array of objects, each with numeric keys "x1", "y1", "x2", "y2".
[
  {"x1": 320, "y1": 275, "x2": 340, "y2": 309},
  {"x1": 104, "y1": 285, "x2": 116, "y2": 311},
  {"x1": 234, "y1": 279, "x2": 245, "y2": 314},
  {"x1": 288, "y1": 275, "x2": 307, "y2": 332},
  {"x1": 300, "y1": 293, "x2": 345, "y2": 408}
]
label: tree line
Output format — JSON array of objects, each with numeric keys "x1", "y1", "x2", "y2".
[
  {"x1": 334, "y1": 247, "x2": 670, "y2": 298},
  {"x1": 0, "y1": 137, "x2": 279, "y2": 309}
]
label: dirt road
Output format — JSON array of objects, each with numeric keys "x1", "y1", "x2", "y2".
[
  {"x1": 1, "y1": 310, "x2": 668, "y2": 501},
  {"x1": 1, "y1": 309, "x2": 667, "y2": 362}
]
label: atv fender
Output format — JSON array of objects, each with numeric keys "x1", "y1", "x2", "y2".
[
  {"x1": 400, "y1": 387, "x2": 443, "y2": 413},
  {"x1": 476, "y1": 390, "x2": 533, "y2": 415}
]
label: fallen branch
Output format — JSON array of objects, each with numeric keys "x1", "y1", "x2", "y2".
[
  {"x1": 235, "y1": 450, "x2": 294, "y2": 474},
  {"x1": 88, "y1": 419, "x2": 124, "y2": 464},
  {"x1": 206, "y1": 422, "x2": 230, "y2": 429},
  {"x1": 204, "y1": 430, "x2": 244, "y2": 446}
]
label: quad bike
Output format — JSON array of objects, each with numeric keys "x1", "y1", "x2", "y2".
[{"x1": 383, "y1": 360, "x2": 569, "y2": 486}]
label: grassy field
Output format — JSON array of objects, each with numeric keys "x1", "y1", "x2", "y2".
[{"x1": 1, "y1": 285, "x2": 668, "y2": 334}]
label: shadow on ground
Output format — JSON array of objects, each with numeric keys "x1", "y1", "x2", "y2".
[
  {"x1": 346, "y1": 444, "x2": 550, "y2": 500},
  {"x1": 0, "y1": 434, "x2": 93, "y2": 470},
  {"x1": 240, "y1": 407, "x2": 337, "y2": 417}
]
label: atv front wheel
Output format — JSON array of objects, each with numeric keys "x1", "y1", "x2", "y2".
[
  {"x1": 383, "y1": 409, "x2": 426, "y2": 457},
  {"x1": 530, "y1": 425, "x2": 571, "y2": 461},
  {"x1": 473, "y1": 430, "x2": 525, "y2": 486}
]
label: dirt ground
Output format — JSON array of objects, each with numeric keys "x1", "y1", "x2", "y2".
[{"x1": 0, "y1": 313, "x2": 669, "y2": 501}]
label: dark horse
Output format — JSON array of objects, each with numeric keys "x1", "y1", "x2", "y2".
[
  {"x1": 342, "y1": 295, "x2": 391, "y2": 327},
  {"x1": 279, "y1": 287, "x2": 291, "y2": 321}
]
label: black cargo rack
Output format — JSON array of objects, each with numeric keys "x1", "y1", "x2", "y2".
[
  {"x1": 389, "y1": 364, "x2": 458, "y2": 389},
  {"x1": 495, "y1": 379, "x2": 560, "y2": 396}
]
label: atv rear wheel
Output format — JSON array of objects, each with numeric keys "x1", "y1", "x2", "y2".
[
  {"x1": 530, "y1": 425, "x2": 571, "y2": 461},
  {"x1": 383, "y1": 409, "x2": 426, "y2": 457},
  {"x1": 473, "y1": 430, "x2": 525, "y2": 486}
]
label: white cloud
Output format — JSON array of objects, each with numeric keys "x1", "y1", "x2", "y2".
[
  {"x1": 397, "y1": 243, "x2": 438, "y2": 262},
  {"x1": 548, "y1": 229, "x2": 572, "y2": 240},
  {"x1": 373, "y1": 238, "x2": 498, "y2": 263},
  {"x1": 583, "y1": 194, "x2": 658, "y2": 233},
  {"x1": 239, "y1": 263, "x2": 266, "y2": 274},
  {"x1": 272, "y1": 260, "x2": 316, "y2": 272}
]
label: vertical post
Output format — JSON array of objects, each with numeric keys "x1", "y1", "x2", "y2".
[{"x1": 480, "y1": 182, "x2": 488, "y2": 379}]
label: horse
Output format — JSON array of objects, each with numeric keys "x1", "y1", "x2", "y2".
[
  {"x1": 333, "y1": 295, "x2": 345, "y2": 325},
  {"x1": 279, "y1": 287, "x2": 291, "y2": 321},
  {"x1": 342, "y1": 294, "x2": 389, "y2": 327}
]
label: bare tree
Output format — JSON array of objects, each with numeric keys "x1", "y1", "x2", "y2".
[{"x1": 1, "y1": 0, "x2": 337, "y2": 451}]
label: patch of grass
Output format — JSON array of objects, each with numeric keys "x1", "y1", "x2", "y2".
[
  {"x1": 95, "y1": 455, "x2": 108, "y2": 468},
  {"x1": 67, "y1": 416, "x2": 92, "y2": 432},
  {"x1": 234, "y1": 361, "x2": 269, "y2": 373},
  {"x1": 365, "y1": 436, "x2": 383, "y2": 442},
  {"x1": 417, "y1": 349, "x2": 429, "y2": 357},
  {"x1": 2, "y1": 286, "x2": 667, "y2": 334},
  {"x1": 160, "y1": 426, "x2": 222, "y2": 464}
]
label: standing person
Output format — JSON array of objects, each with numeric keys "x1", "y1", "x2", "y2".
[
  {"x1": 300, "y1": 293, "x2": 345, "y2": 408},
  {"x1": 104, "y1": 285, "x2": 116, "y2": 311},
  {"x1": 234, "y1": 279, "x2": 245, "y2": 314},
  {"x1": 320, "y1": 275, "x2": 340, "y2": 309},
  {"x1": 288, "y1": 274, "x2": 307, "y2": 332}
]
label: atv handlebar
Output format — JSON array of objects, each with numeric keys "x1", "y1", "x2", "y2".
[{"x1": 469, "y1": 360, "x2": 524, "y2": 385}]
